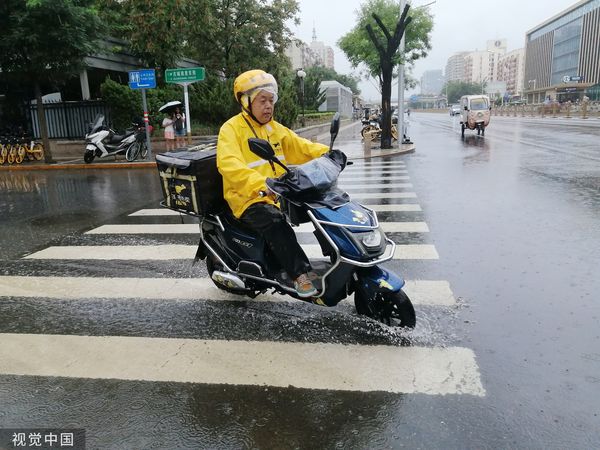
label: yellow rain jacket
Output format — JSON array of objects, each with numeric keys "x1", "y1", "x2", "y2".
[{"x1": 217, "y1": 112, "x2": 329, "y2": 218}]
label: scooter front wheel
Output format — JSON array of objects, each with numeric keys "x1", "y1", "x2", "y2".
[
  {"x1": 355, "y1": 289, "x2": 416, "y2": 328},
  {"x1": 84, "y1": 149, "x2": 95, "y2": 163}
]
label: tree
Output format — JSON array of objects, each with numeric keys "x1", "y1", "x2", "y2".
[
  {"x1": 186, "y1": 0, "x2": 300, "y2": 79},
  {"x1": 339, "y1": 0, "x2": 433, "y2": 148},
  {"x1": 0, "y1": 0, "x2": 101, "y2": 162},
  {"x1": 444, "y1": 80, "x2": 485, "y2": 104}
]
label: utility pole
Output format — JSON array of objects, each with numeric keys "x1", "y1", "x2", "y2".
[{"x1": 397, "y1": 0, "x2": 406, "y2": 143}]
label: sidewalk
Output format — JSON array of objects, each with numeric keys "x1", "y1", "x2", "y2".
[{"x1": 0, "y1": 121, "x2": 414, "y2": 171}]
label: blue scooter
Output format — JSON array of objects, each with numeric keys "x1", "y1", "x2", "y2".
[{"x1": 195, "y1": 114, "x2": 415, "y2": 327}]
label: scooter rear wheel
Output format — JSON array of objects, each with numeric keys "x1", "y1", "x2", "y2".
[{"x1": 355, "y1": 289, "x2": 416, "y2": 328}]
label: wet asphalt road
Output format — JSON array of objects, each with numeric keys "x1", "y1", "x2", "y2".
[{"x1": 1, "y1": 114, "x2": 599, "y2": 449}]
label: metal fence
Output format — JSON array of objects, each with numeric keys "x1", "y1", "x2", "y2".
[{"x1": 28, "y1": 100, "x2": 111, "y2": 139}]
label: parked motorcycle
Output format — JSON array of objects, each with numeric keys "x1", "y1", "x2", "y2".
[
  {"x1": 155, "y1": 113, "x2": 416, "y2": 327},
  {"x1": 84, "y1": 114, "x2": 148, "y2": 163}
]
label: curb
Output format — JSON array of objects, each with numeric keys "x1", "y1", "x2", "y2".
[
  {"x1": 0, "y1": 160, "x2": 156, "y2": 171},
  {"x1": 348, "y1": 143, "x2": 416, "y2": 160}
]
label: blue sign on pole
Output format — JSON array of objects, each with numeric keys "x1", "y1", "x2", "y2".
[{"x1": 128, "y1": 69, "x2": 156, "y2": 89}]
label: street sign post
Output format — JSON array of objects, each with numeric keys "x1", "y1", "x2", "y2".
[
  {"x1": 165, "y1": 68, "x2": 205, "y2": 84},
  {"x1": 165, "y1": 67, "x2": 206, "y2": 143},
  {"x1": 128, "y1": 69, "x2": 156, "y2": 160}
]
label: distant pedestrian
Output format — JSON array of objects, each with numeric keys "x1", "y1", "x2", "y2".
[
  {"x1": 173, "y1": 107, "x2": 186, "y2": 148},
  {"x1": 161, "y1": 114, "x2": 175, "y2": 151}
]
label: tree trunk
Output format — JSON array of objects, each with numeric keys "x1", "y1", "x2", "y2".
[
  {"x1": 380, "y1": 61, "x2": 393, "y2": 149},
  {"x1": 35, "y1": 81, "x2": 54, "y2": 163}
]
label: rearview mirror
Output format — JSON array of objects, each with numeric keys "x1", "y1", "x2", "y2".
[
  {"x1": 329, "y1": 112, "x2": 340, "y2": 150},
  {"x1": 248, "y1": 138, "x2": 275, "y2": 161},
  {"x1": 247, "y1": 137, "x2": 290, "y2": 173},
  {"x1": 330, "y1": 112, "x2": 340, "y2": 136}
]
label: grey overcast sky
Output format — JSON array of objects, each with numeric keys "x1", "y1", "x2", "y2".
[{"x1": 290, "y1": 0, "x2": 579, "y2": 102}]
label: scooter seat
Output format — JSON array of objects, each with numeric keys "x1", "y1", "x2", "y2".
[{"x1": 108, "y1": 131, "x2": 134, "y2": 144}]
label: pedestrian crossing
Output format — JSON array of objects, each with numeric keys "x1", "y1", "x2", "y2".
[{"x1": 0, "y1": 157, "x2": 484, "y2": 397}]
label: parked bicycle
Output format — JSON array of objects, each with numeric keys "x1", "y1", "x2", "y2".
[
  {"x1": 0, "y1": 128, "x2": 44, "y2": 165},
  {"x1": 360, "y1": 119, "x2": 399, "y2": 141}
]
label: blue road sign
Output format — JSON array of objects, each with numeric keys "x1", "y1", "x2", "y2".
[{"x1": 128, "y1": 69, "x2": 156, "y2": 89}]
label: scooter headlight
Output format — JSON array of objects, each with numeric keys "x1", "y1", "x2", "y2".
[{"x1": 362, "y1": 230, "x2": 382, "y2": 248}]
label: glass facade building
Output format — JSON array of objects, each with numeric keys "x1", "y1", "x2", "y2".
[{"x1": 524, "y1": 0, "x2": 600, "y2": 102}]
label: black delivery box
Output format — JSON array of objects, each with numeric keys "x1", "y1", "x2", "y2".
[{"x1": 156, "y1": 148, "x2": 225, "y2": 215}]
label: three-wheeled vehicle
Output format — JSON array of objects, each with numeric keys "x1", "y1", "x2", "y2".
[{"x1": 459, "y1": 95, "x2": 491, "y2": 137}]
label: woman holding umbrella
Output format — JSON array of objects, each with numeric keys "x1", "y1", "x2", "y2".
[{"x1": 159, "y1": 101, "x2": 183, "y2": 151}]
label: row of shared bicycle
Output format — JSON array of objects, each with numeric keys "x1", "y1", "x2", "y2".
[{"x1": 0, "y1": 132, "x2": 44, "y2": 165}]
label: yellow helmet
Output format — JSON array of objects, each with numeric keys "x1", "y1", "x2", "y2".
[{"x1": 233, "y1": 69, "x2": 278, "y2": 110}]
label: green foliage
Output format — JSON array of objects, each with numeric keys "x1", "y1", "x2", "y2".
[
  {"x1": 0, "y1": 0, "x2": 101, "y2": 82},
  {"x1": 186, "y1": 0, "x2": 300, "y2": 79},
  {"x1": 444, "y1": 80, "x2": 485, "y2": 103},
  {"x1": 301, "y1": 70, "x2": 327, "y2": 111},
  {"x1": 273, "y1": 69, "x2": 299, "y2": 128},
  {"x1": 188, "y1": 74, "x2": 238, "y2": 127},
  {"x1": 338, "y1": 0, "x2": 433, "y2": 84}
]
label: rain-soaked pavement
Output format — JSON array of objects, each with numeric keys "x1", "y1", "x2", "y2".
[{"x1": 0, "y1": 114, "x2": 599, "y2": 448}]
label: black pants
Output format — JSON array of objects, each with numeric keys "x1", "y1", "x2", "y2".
[{"x1": 240, "y1": 203, "x2": 310, "y2": 279}]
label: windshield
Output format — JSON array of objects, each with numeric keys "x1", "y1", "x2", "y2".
[
  {"x1": 470, "y1": 98, "x2": 488, "y2": 110},
  {"x1": 89, "y1": 114, "x2": 105, "y2": 133}
]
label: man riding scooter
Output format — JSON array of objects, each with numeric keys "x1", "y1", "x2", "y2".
[{"x1": 216, "y1": 69, "x2": 329, "y2": 297}]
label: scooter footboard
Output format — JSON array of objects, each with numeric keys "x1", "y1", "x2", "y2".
[{"x1": 355, "y1": 266, "x2": 405, "y2": 295}]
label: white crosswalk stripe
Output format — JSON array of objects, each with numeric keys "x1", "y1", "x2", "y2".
[
  {"x1": 343, "y1": 169, "x2": 408, "y2": 174},
  {"x1": 129, "y1": 203, "x2": 423, "y2": 217},
  {"x1": 0, "y1": 333, "x2": 485, "y2": 395},
  {"x1": 0, "y1": 276, "x2": 454, "y2": 306},
  {"x1": 339, "y1": 176, "x2": 410, "y2": 182},
  {"x1": 1, "y1": 161, "x2": 485, "y2": 399},
  {"x1": 24, "y1": 243, "x2": 439, "y2": 260},
  {"x1": 85, "y1": 220, "x2": 426, "y2": 235}
]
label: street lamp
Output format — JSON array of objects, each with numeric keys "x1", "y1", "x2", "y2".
[{"x1": 297, "y1": 68, "x2": 306, "y2": 127}]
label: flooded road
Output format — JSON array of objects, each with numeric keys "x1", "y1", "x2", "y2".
[{"x1": 1, "y1": 115, "x2": 599, "y2": 448}]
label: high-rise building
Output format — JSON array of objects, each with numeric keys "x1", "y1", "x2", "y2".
[
  {"x1": 420, "y1": 70, "x2": 445, "y2": 95},
  {"x1": 285, "y1": 27, "x2": 335, "y2": 70},
  {"x1": 497, "y1": 48, "x2": 525, "y2": 97},
  {"x1": 309, "y1": 27, "x2": 335, "y2": 70},
  {"x1": 524, "y1": 0, "x2": 600, "y2": 103},
  {"x1": 445, "y1": 52, "x2": 469, "y2": 83},
  {"x1": 285, "y1": 40, "x2": 320, "y2": 70},
  {"x1": 464, "y1": 40, "x2": 506, "y2": 84}
]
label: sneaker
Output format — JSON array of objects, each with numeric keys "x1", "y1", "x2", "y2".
[{"x1": 294, "y1": 273, "x2": 318, "y2": 298}]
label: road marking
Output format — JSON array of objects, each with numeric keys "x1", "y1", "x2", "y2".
[
  {"x1": 349, "y1": 192, "x2": 417, "y2": 199},
  {"x1": 25, "y1": 245, "x2": 197, "y2": 260},
  {"x1": 85, "y1": 217, "x2": 425, "y2": 234},
  {"x1": 295, "y1": 222, "x2": 429, "y2": 233},
  {"x1": 339, "y1": 183, "x2": 413, "y2": 189},
  {"x1": 129, "y1": 204, "x2": 423, "y2": 216},
  {"x1": 343, "y1": 169, "x2": 408, "y2": 174},
  {"x1": 0, "y1": 276, "x2": 452, "y2": 305},
  {"x1": 86, "y1": 224, "x2": 200, "y2": 234},
  {"x1": 25, "y1": 243, "x2": 438, "y2": 261},
  {"x1": 129, "y1": 209, "x2": 183, "y2": 216},
  {"x1": 365, "y1": 204, "x2": 422, "y2": 212},
  {"x1": 349, "y1": 162, "x2": 406, "y2": 167},
  {"x1": 0, "y1": 333, "x2": 485, "y2": 395},
  {"x1": 339, "y1": 176, "x2": 410, "y2": 182}
]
